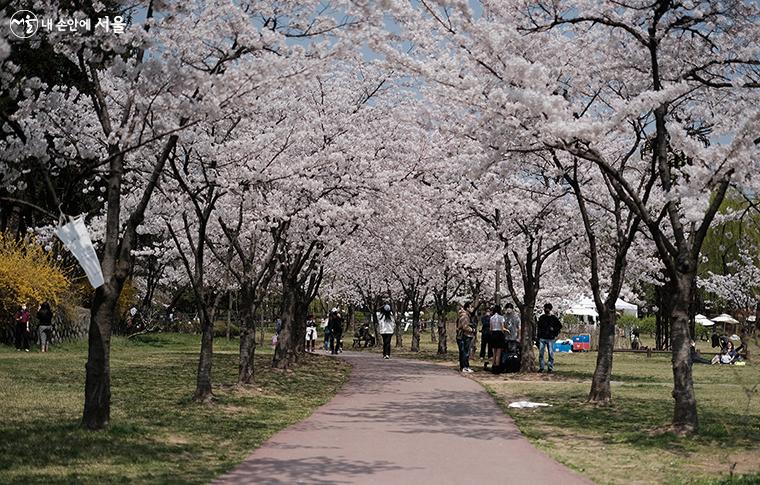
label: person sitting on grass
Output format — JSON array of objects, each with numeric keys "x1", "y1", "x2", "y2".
[
  {"x1": 711, "y1": 341, "x2": 738, "y2": 365},
  {"x1": 689, "y1": 340, "x2": 711, "y2": 365}
]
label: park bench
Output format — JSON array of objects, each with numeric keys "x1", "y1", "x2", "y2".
[{"x1": 352, "y1": 332, "x2": 376, "y2": 348}]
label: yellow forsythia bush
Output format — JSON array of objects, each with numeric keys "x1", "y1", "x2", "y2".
[{"x1": 0, "y1": 232, "x2": 71, "y2": 312}]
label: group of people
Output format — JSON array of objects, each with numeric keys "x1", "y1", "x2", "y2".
[
  {"x1": 12, "y1": 302, "x2": 54, "y2": 352},
  {"x1": 302, "y1": 308, "x2": 346, "y2": 355},
  {"x1": 300, "y1": 301, "x2": 566, "y2": 372},
  {"x1": 302, "y1": 305, "x2": 396, "y2": 359},
  {"x1": 460, "y1": 301, "x2": 563, "y2": 374}
]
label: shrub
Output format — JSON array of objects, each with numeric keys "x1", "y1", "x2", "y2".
[
  {"x1": 618, "y1": 314, "x2": 656, "y2": 336},
  {"x1": 0, "y1": 232, "x2": 71, "y2": 312}
]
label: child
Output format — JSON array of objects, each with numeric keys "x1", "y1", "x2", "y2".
[{"x1": 305, "y1": 315, "x2": 318, "y2": 353}]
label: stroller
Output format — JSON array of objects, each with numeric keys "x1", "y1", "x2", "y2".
[{"x1": 500, "y1": 339, "x2": 521, "y2": 373}]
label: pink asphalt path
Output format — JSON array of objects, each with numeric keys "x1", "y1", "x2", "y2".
[{"x1": 214, "y1": 351, "x2": 592, "y2": 485}]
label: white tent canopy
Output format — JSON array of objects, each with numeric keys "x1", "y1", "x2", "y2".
[
  {"x1": 695, "y1": 314, "x2": 714, "y2": 326},
  {"x1": 711, "y1": 314, "x2": 739, "y2": 324},
  {"x1": 565, "y1": 297, "x2": 638, "y2": 324}
]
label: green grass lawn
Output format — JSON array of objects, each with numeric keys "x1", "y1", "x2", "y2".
[
  {"x1": 0, "y1": 333, "x2": 350, "y2": 484},
  {"x1": 361, "y1": 331, "x2": 760, "y2": 485}
]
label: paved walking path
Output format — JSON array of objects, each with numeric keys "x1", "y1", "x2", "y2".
[{"x1": 214, "y1": 352, "x2": 592, "y2": 485}]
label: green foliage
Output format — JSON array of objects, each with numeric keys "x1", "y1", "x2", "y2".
[
  {"x1": 617, "y1": 314, "x2": 656, "y2": 336},
  {"x1": 562, "y1": 313, "x2": 581, "y2": 326}
]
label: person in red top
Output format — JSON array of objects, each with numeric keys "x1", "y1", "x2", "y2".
[{"x1": 14, "y1": 303, "x2": 31, "y2": 352}]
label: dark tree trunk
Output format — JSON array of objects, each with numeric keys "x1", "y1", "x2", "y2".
[
  {"x1": 519, "y1": 299, "x2": 536, "y2": 372},
  {"x1": 437, "y1": 318, "x2": 448, "y2": 354},
  {"x1": 394, "y1": 297, "x2": 407, "y2": 348},
  {"x1": 82, "y1": 284, "x2": 120, "y2": 429},
  {"x1": 237, "y1": 295, "x2": 258, "y2": 385},
  {"x1": 656, "y1": 281, "x2": 672, "y2": 350},
  {"x1": 588, "y1": 307, "x2": 616, "y2": 403},
  {"x1": 410, "y1": 302, "x2": 421, "y2": 352},
  {"x1": 273, "y1": 280, "x2": 297, "y2": 369},
  {"x1": 194, "y1": 311, "x2": 214, "y2": 403},
  {"x1": 671, "y1": 271, "x2": 698, "y2": 435}
]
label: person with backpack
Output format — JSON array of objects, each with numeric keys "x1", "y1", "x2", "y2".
[
  {"x1": 456, "y1": 302, "x2": 476, "y2": 373},
  {"x1": 537, "y1": 303, "x2": 562, "y2": 373},
  {"x1": 377, "y1": 304, "x2": 395, "y2": 359},
  {"x1": 37, "y1": 302, "x2": 54, "y2": 353}
]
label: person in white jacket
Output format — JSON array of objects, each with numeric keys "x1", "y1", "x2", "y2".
[{"x1": 377, "y1": 304, "x2": 395, "y2": 359}]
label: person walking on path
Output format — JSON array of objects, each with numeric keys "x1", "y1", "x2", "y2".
[
  {"x1": 14, "y1": 303, "x2": 31, "y2": 352},
  {"x1": 328, "y1": 308, "x2": 344, "y2": 355},
  {"x1": 456, "y1": 302, "x2": 476, "y2": 373},
  {"x1": 489, "y1": 305, "x2": 506, "y2": 373},
  {"x1": 37, "y1": 302, "x2": 54, "y2": 353},
  {"x1": 537, "y1": 303, "x2": 562, "y2": 373},
  {"x1": 305, "y1": 315, "x2": 317, "y2": 353},
  {"x1": 377, "y1": 304, "x2": 395, "y2": 359}
]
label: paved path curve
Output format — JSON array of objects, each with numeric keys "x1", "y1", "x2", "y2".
[{"x1": 214, "y1": 352, "x2": 592, "y2": 485}]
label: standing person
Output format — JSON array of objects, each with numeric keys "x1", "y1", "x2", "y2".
[
  {"x1": 537, "y1": 303, "x2": 562, "y2": 373},
  {"x1": 37, "y1": 302, "x2": 54, "y2": 353},
  {"x1": 328, "y1": 308, "x2": 344, "y2": 355},
  {"x1": 305, "y1": 315, "x2": 317, "y2": 353},
  {"x1": 323, "y1": 318, "x2": 332, "y2": 352},
  {"x1": 504, "y1": 303, "x2": 521, "y2": 345},
  {"x1": 14, "y1": 303, "x2": 31, "y2": 352},
  {"x1": 489, "y1": 305, "x2": 506, "y2": 373},
  {"x1": 378, "y1": 304, "x2": 395, "y2": 359},
  {"x1": 479, "y1": 308, "x2": 493, "y2": 361},
  {"x1": 456, "y1": 302, "x2": 476, "y2": 373}
]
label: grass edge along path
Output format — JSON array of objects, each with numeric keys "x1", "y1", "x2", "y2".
[
  {"x1": 358, "y1": 338, "x2": 760, "y2": 485},
  {"x1": 0, "y1": 333, "x2": 351, "y2": 485}
]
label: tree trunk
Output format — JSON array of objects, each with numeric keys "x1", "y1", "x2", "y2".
[
  {"x1": 273, "y1": 281, "x2": 296, "y2": 369},
  {"x1": 292, "y1": 296, "x2": 308, "y2": 360},
  {"x1": 82, "y1": 284, "x2": 120, "y2": 429},
  {"x1": 437, "y1": 317, "x2": 448, "y2": 354},
  {"x1": 519, "y1": 298, "x2": 536, "y2": 372},
  {"x1": 671, "y1": 272, "x2": 698, "y2": 435},
  {"x1": 656, "y1": 281, "x2": 672, "y2": 350},
  {"x1": 238, "y1": 295, "x2": 258, "y2": 385},
  {"x1": 226, "y1": 291, "x2": 232, "y2": 341},
  {"x1": 194, "y1": 310, "x2": 214, "y2": 403},
  {"x1": 588, "y1": 307, "x2": 616, "y2": 403},
  {"x1": 410, "y1": 304, "x2": 421, "y2": 352}
]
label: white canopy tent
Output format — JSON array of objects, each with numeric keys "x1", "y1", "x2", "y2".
[
  {"x1": 695, "y1": 314, "x2": 714, "y2": 327},
  {"x1": 711, "y1": 314, "x2": 739, "y2": 324},
  {"x1": 565, "y1": 297, "x2": 639, "y2": 325}
]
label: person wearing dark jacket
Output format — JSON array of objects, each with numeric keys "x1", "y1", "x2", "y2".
[
  {"x1": 537, "y1": 303, "x2": 562, "y2": 373},
  {"x1": 689, "y1": 340, "x2": 711, "y2": 365},
  {"x1": 479, "y1": 309, "x2": 492, "y2": 360},
  {"x1": 14, "y1": 303, "x2": 31, "y2": 352},
  {"x1": 455, "y1": 302, "x2": 476, "y2": 373},
  {"x1": 328, "y1": 308, "x2": 344, "y2": 355},
  {"x1": 37, "y1": 302, "x2": 54, "y2": 352}
]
